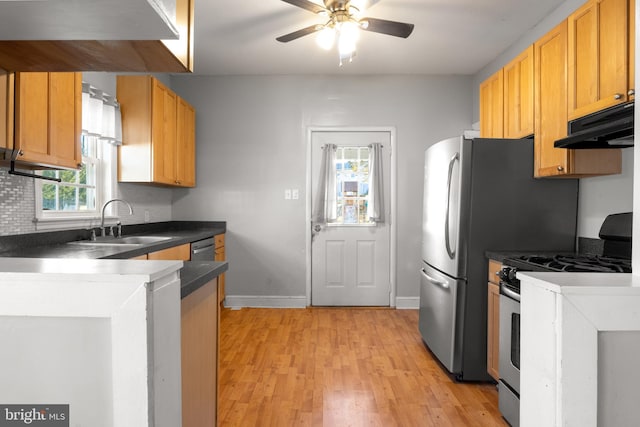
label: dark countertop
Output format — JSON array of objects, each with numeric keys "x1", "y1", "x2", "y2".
[
  {"x1": 180, "y1": 261, "x2": 228, "y2": 299},
  {"x1": 0, "y1": 221, "x2": 227, "y2": 299}
]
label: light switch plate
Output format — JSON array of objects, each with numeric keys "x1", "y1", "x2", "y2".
[
  {"x1": 284, "y1": 189, "x2": 291, "y2": 200},
  {"x1": 292, "y1": 189, "x2": 299, "y2": 200}
]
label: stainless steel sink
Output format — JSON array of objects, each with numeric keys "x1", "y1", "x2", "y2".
[{"x1": 69, "y1": 236, "x2": 173, "y2": 247}]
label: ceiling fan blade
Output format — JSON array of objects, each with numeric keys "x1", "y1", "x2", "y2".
[
  {"x1": 280, "y1": 0, "x2": 327, "y2": 14},
  {"x1": 276, "y1": 24, "x2": 323, "y2": 43},
  {"x1": 360, "y1": 17, "x2": 414, "y2": 38}
]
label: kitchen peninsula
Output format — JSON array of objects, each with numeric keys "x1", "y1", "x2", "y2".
[
  {"x1": 0, "y1": 221, "x2": 228, "y2": 426},
  {"x1": 520, "y1": 271, "x2": 640, "y2": 427}
]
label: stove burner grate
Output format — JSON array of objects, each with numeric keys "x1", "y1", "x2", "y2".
[{"x1": 512, "y1": 254, "x2": 631, "y2": 273}]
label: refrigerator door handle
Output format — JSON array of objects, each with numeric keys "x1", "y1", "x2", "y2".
[
  {"x1": 445, "y1": 152, "x2": 459, "y2": 260},
  {"x1": 420, "y1": 268, "x2": 450, "y2": 289}
]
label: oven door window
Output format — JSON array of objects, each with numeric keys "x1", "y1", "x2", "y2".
[{"x1": 511, "y1": 313, "x2": 520, "y2": 370}]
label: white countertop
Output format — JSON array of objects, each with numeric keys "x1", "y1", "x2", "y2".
[
  {"x1": 0, "y1": 257, "x2": 183, "y2": 283},
  {"x1": 516, "y1": 271, "x2": 640, "y2": 294}
]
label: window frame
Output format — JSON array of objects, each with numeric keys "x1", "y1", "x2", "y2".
[{"x1": 34, "y1": 139, "x2": 116, "y2": 231}]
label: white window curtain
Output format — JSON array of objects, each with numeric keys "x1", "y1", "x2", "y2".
[
  {"x1": 81, "y1": 83, "x2": 122, "y2": 145},
  {"x1": 367, "y1": 142, "x2": 385, "y2": 223},
  {"x1": 312, "y1": 144, "x2": 338, "y2": 224}
]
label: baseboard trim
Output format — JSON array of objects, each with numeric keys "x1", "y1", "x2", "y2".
[
  {"x1": 224, "y1": 295, "x2": 307, "y2": 309},
  {"x1": 395, "y1": 296, "x2": 419, "y2": 309}
]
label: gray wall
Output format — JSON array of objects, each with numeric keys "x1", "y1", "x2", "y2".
[{"x1": 170, "y1": 75, "x2": 473, "y2": 302}]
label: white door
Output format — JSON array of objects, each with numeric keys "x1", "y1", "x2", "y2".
[{"x1": 310, "y1": 130, "x2": 392, "y2": 306}]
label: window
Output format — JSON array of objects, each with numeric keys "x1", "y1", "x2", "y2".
[
  {"x1": 334, "y1": 146, "x2": 372, "y2": 225},
  {"x1": 35, "y1": 84, "x2": 119, "y2": 230},
  {"x1": 35, "y1": 136, "x2": 115, "y2": 228},
  {"x1": 41, "y1": 135, "x2": 98, "y2": 213}
]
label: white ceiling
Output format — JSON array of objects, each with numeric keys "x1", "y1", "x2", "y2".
[{"x1": 191, "y1": 0, "x2": 567, "y2": 76}]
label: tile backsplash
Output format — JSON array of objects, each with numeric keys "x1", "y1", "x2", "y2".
[
  {"x1": 0, "y1": 169, "x2": 36, "y2": 236},
  {"x1": 0, "y1": 168, "x2": 174, "y2": 236}
]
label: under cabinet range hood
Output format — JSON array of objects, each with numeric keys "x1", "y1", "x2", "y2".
[{"x1": 554, "y1": 101, "x2": 634, "y2": 149}]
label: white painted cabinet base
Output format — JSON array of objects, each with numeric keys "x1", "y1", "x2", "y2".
[
  {"x1": 0, "y1": 258, "x2": 184, "y2": 427},
  {"x1": 520, "y1": 272, "x2": 640, "y2": 427}
]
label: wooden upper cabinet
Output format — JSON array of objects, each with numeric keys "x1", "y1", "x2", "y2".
[
  {"x1": 504, "y1": 45, "x2": 535, "y2": 138},
  {"x1": 479, "y1": 69, "x2": 504, "y2": 138},
  {"x1": 568, "y1": 0, "x2": 630, "y2": 120},
  {"x1": 176, "y1": 97, "x2": 196, "y2": 187},
  {"x1": 0, "y1": 71, "x2": 12, "y2": 151},
  {"x1": 117, "y1": 75, "x2": 196, "y2": 187},
  {"x1": 14, "y1": 72, "x2": 81, "y2": 169},
  {"x1": 535, "y1": 21, "x2": 621, "y2": 178},
  {"x1": 629, "y1": 0, "x2": 635, "y2": 100},
  {"x1": 535, "y1": 21, "x2": 570, "y2": 177},
  {"x1": 153, "y1": 80, "x2": 178, "y2": 186}
]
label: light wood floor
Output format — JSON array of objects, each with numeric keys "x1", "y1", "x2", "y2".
[{"x1": 218, "y1": 307, "x2": 507, "y2": 426}]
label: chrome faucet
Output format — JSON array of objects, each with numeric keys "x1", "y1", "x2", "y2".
[{"x1": 101, "y1": 198, "x2": 133, "y2": 237}]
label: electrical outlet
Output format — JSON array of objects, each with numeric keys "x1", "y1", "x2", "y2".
[
  {"x1": 292, "y1": 189, "x2": 299, "y2": 200},
  {"x1": 144, "y1": 210, "x2": 150, "y2": 223},
  {"x1": 284, "y1": 189, "x2": 292, "y2": 200}
]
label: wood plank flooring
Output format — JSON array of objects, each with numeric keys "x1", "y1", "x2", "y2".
[{"x1": 218, "y1": 307, "x2": 507, "y2": 426}]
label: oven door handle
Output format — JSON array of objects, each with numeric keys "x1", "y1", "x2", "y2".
[{"x1": 500, "y1": 283, "x2": 521, "y2": 302}]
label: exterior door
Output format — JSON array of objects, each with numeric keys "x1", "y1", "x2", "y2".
[{"x1": 310, "y1": 130, "x2": 391, "y2": 306}]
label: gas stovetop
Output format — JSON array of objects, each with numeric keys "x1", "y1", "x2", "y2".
[{"x1": 504, "y1": 254, "x2": 631, "y2": 274}]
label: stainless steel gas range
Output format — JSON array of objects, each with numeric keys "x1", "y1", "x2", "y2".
[{"x1": 496, "y1": 212, "x2": 632, "y2": 427}]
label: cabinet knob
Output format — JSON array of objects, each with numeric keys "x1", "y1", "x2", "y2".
[
  {"x1": 614, "y1": 93, "x2": 623, "y2": 100},
  {"x1": 628, "y1": 89, "x2": 635, "y2": 96},
  {"x1": 557, "y1": 166, "x2": 564, "y2": 172},
  {"x1": 17, "y1": 150, "x2": 23, "y2": 156}
]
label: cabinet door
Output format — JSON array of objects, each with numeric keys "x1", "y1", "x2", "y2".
[
  {"x1": 176, "y1": 97, "x2": 196, "y2": 187},
  {"x1": 568, "y1": 0, "x2": 629, "y2": 120},
  {"x1": 152, "y1": 79, "x2": 178, "y2": 185},
  {"x1": 629, "y1": 0, "x2": 635, "y2": 101},
  {"x1": 504, "y1": 45, "x2": 535, "y2": 138},
  {"x1": 215, "y1": 245, "x2": 226, "y2": 305},
  {"x1": 535, "y1": 21, "x2": 570, "y2": 177},
  {"x1": 49, "y1": 73, "x2": 82, "y2": 169},
  {"x1": 479, "y1": 69, "x2": 504, "y2": 138},
  {"x1": 181, "y1": 278, "x2": 218, "y2": 427},
  {"x1": 487, "y1": 282, "x2": 500, "y2": 381},
  {"x1": 15, "y1": 72, "x2": 49, "y2": 165},
  {"x1": 148, "y1": 243, "x2": 190, "y2": 261},
  {"x1": 0, "y1": 71, "x2": 12, "y2": 151},
  {"x1": 14, "y1": 72, "x2": 80, "y2": 169}
]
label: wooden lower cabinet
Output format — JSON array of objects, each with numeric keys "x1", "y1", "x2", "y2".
[
  {"x1": 148, "y1": 243, "x2": 190, "y2": 261},
  {"x1": 214, "y1": 234, "x2": 226, "y2": 305},
  {"x1": 181, "y1": 278, "x2": 219, "y2": 427},
  {"x1": 487, "y1": 259, "x2": 502, "y2": 381}
]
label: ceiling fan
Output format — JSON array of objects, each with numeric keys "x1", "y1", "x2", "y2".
[{"x1": 276, "y1": 0, "x2": 414, "y2": 64}]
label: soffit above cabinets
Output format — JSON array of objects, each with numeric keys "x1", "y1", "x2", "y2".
[
  {"x1": 0, "y1": 0, "x2": 194, "y2": 73},
  {"x1": 0, "y1": 0, "x2": 178, "y2": 41}
]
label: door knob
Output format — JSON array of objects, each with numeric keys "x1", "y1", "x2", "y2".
[{"x1": 313, "y1": 224, "x2": 322, "y2": 232}]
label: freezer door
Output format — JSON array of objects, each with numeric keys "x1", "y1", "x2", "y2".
[
  {"x1": 421, "y1": 136, "x2": 468, "y2": 279},
  {"x1": 418, "y1": 262, "x2": 465, "y2": 374}
]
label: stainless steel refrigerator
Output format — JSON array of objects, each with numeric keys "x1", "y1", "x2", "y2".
[{"x1": 418, "y1": 136, "x2": 578, "y2": 381}]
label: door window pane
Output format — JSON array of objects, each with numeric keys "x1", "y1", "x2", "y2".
[{"x1": 333, "y1": 146, "x2": 372, "y2": 225}]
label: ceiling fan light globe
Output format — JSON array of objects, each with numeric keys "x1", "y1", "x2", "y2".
[
  {"x1": 337, "y1": 21, "x2": 359, "y2": 54},
  {"x1": 316, "y1": 27, "x2": 335, "y2": 50}
]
